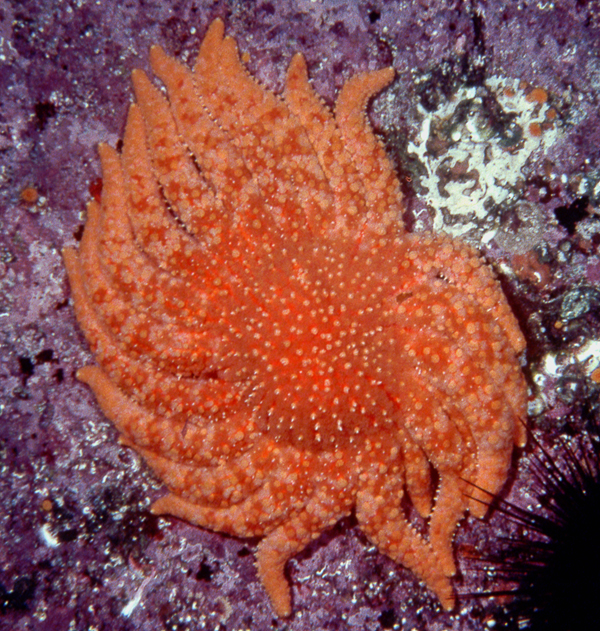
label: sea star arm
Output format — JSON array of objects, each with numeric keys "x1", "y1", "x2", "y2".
[
  {"x1": 150, "y1": 481, "x2": 297, "y2": 538},
  {"x1": 149, "y1": 445, "x2": 321, "y2": 518},
  {"x1": 356, "y1": 466, "x2": 455, "y2": 610},
  {"x1": 334, "y1": 67, "x2": 403, "y2": 236},
  {"x1": 284, "y1": 53, "x2": 371, "y2": 239},
  {"x1": 255, "y1": 520, "x2": 318, "y2": 618},
  {"x1": 76, "y1": 365, "x2": 257, "y2": 464},
  {"x1": 119, "y1": 104, "x2": 215, "y2": 278},
  {"x1": 76, "y1": 150, "x2": 217, "y2": 375},
  {"x1": 131, "y1": 68, "x2": 228, "y2": 239}
]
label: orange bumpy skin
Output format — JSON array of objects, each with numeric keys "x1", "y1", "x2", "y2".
[{"x1": 63, "y1": 19, "x2": 527, "y2": 617}]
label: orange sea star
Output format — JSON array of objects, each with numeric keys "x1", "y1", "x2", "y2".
[{"x1": 63, "y1": 19, "x2": 527, "y2": 617}]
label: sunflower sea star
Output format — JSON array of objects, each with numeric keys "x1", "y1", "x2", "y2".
[{"x1": 63, "y1": 19, "x2": 527, "y2": 617}]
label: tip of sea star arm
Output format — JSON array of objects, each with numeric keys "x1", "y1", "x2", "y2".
[
  {"x1": 193, "y1": 17, "x2": 226, "y2": 76},
  {"x1": 151, "y1": 493, "x2": 226, "y2": 531},
  {"x1": 255, "y1": 538, "x2": 293, "y2": 617},
  {"x1": 122, "y1": 103, "x2": 159, "y2": 206},
  {"x1": 77, "y1": 365, "x2": 116, "y2": 405},
  {"x1": 76, "y1": 364, "x2": 98, "y2": 382},
  {"x1": 123, "y1": 102, "x2": 144, "y2": 153},
  {"x1": 62, "y1": 247, "x2": 82, "y2": 293},
  {"x1": 193, "y1": 21, "x2": 260, "y2": 127},
  {"x1": 78, "y1": 200, "x2": 102, "y2": 260},
  {"x1": 67, "y1": 200, "x2": 105, "y2": 318},
  {"x1": 90, "y1": 145, "x2": 138, "y2": 266},
  {"x1": 97, "y1": 142, "x2": 129, "y2": 223},
  {"x1": 131, "y1": 69, "x2": 169, "y2": 136},
  {"x1": 130, "y1": 68, "x2": 151, "y2": 99},
  {"x1": 148, "y1": 44, "x2": 167, "y2": 69},
  {"x1": 334, "y1": 67, "x2": 395, "y2": 134},
  {"x1": 285, "y1": 52, "x2": 309, "y2": 88},
  {"x1": 205, "y1": 17, "x2": 226, "y2": 44},
  {"x1": 97, "y1": 140, "x2": 117, "y2": 166},
  {"x1": 284, "y1": 53, "x2": 329, "y2": 129},
  {"x1": 130, "y1": 70, "x2": 176, "y2": 147},
  {"x1": 151, "y1": 492, "x2": 184, "y2": 517},
  {"x1": 148, "y1": 46, "x2": 191, "y2": 106}
]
